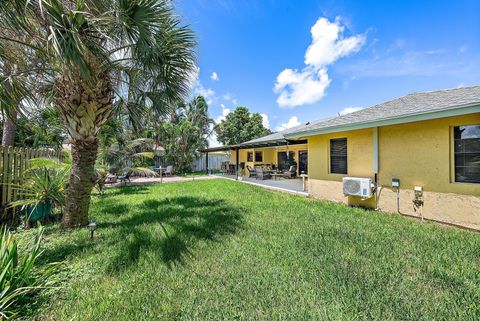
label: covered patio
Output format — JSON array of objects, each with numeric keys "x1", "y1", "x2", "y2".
[
  {"x1": 201, "y1": 132, "x2": 308, "y2": 195},
  {"x1": 216, "y1": 173, "x2": 308, "y2": 195}
]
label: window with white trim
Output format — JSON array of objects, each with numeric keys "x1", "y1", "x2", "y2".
[
  {"x1": 330, "y1": 138, "x2": 347, "y2": 174},
  {"x1": 454, "y1": 125, "x2": 480, "y2": 183}
]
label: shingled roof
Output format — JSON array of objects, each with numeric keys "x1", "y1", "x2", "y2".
[
  {"x1": 285, "y1": 85, "x2": 480, "y2": 138},
  {"x1": 201, "y1": 86, "x2": 480, "y2": 152}
]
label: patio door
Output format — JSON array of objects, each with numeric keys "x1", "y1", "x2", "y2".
[
  {"x1": 299, "y1": 150, "x2": 308, "y2": 174},
  {"x1": 277, "y1": 151, "x2": 294, "y2": 171}
]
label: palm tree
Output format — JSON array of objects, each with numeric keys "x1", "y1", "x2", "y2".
[
  {"x1": 158, "y1": 96, "x2": 213, "y2": 173},
  {"x1": 0, "y1": 0, "x2": 196, "y2": 227}
]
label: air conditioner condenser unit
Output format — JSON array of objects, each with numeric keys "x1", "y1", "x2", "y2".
[{"x1": 343, "y1": 177, "x2": 373, "y2": 198}]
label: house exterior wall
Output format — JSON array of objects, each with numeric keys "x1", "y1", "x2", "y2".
[{"x1": 307, "y1": 113, "x2": 480, "y2": 229}]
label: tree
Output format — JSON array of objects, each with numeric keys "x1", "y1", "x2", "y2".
[
  {"x1": 215, "y1": 106, "x2": 271, "y2": 145},
  {"x1": 0, "y1": 0, "x2": 196, "y2": 227},
  {"x1": 0, "y1": 107, "x2": 67, "y2": 149},
  {"x1": 158, "y1": 96, "x2": 213, "y2": 173}
]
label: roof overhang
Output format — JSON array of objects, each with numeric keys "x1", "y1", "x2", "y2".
[
  {"x1": 200, "y1": 139, "x2": 307, "y2": 153},
  {"x1": 285, "y1": 103, "x2": 480, "y2": 139}
]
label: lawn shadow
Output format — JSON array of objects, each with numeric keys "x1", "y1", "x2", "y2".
[
  {"x1": 104, "y1": 196, "x2": 244, "y2": 272},
  {"x1": 101, "y1": 185, "x2": 152, "y2": 198}
]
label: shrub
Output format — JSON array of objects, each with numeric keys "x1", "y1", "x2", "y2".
[
  {"x1": 0, "y1": 227, "x2": 59, "y2": 319},
  {"x1": 9, "y1": 165, "x2": 68, "y2": 223}
]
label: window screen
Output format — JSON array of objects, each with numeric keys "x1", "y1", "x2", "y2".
[
  {"x1": 255, "y1": 151, "x2": 263, "y2": 162},
  {"x1": 330, "y1": 138, "x2": 347, "y2": 174},
  {"x1": 247, "y1": 152, "x2": 253, "y2": 162},
  {"x1": 454, "y1": 125, "x2": 480, "y2": 183}
]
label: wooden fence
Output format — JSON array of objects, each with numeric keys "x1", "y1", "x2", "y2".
[{"x1": 0, "y1": 147, "x2": 64, "y2": 212}]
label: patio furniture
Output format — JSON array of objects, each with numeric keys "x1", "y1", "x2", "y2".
[
  {"x1": 247, "y1": 165, "x2": 257, "y2": 178},
  {"x1": 228, "y1": 164, "x2": 236, "y2": 175},
  {"x1": 255, "y1": 166, "x2": 271, "y2": 180},
  {"x1": 164, "y1": 165, "x2": 173, "y2": 177},
  {"x1": 221, "y1": 162, "x2": 229, "y2": 175},
  {"x1": 104, "y1": 174, "x2": 117, "y2": 185},
  {"x1": 283, "y1": 165, "x2": 297, "y2": 179},
  {"x1": 271, "y1": 173, "x2": 283, "y2": 181},
  {"x1": 154, "y1": 167, "x2": 166, "y2": 176},
  {"x1": 118, "y1": 171, "x2": 131, "y2": 185}
]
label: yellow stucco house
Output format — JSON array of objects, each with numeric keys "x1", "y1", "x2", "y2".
[{"x1": 204, "y1": 86, "x2": 480, "y2": 230}]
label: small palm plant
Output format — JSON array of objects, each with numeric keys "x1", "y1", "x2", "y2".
[{"x1": 9, "y1": 162, "x2": 69, "y2": 223}]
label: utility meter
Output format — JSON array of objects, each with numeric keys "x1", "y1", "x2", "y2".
[{"x1": 392, "y1": 178, "x2": 400, "y2": 187}]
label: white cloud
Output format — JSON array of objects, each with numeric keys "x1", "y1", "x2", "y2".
[
  {"x1": 222, "y1": 93, "x2": 238, "y2": 106},
  {"x1": 274, "y1": 17, "x2": 366, "y2": 108},
  {"x1": 275, "y1": 68, "x2": 331, "y2": 108},
  {"x1": 305, "y1": 17, "x2": 366, "y2": 67},
  {"x1": 215, "y1": 103, "x2": 231, "y2": 124},
  {"x1": 260, "y1": 113, "x2": 270, "y2": 129},
  {"x1": 190, "y1": 67, "x2": 216, "y2": 105},
  {"x1": 340, "y1": 44, "x2": 475, "y2": 78},
  {"x1": 210, "y1": 71, "x2": 219, "y2": 81},
  {"x1": 276, "y1": 116, "x2": 301, "y2": 132},
  {"x1": 339, "y1": 106, "x2": 363, "y2": 115},
  {"x1": 195, "y1": 85, "x2": 215, "y2": 105}
]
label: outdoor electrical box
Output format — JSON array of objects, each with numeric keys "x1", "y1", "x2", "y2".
[{"x1": 392, "y1": 178, "x2": 400, "y2": 187}]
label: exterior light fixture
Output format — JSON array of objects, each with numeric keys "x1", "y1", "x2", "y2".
[{"x1": 87, "y1": 221, "x2": 97, "y2": 240}]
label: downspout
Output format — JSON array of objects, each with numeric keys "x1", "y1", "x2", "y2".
[
  {"x1": 373, "y1": 127, "x2": 383, "y2": 210},
  {"x1": 373, "y1": 127, "x2": 379, "y2": 176}
]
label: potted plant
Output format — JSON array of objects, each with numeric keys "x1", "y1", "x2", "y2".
[{"x1": 9, "y1": 165, "x2": 68, "y2": 223}]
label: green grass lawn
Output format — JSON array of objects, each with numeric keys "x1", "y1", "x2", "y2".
[{"x1": 23, "y1": 179, "x2": 480, "y2": 320}]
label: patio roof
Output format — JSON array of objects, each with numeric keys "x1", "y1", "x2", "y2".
[{"x1": 201, "y1": 136, "x2": 307, "y2": 152}]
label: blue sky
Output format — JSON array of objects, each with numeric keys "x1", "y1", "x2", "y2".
[{"x1": 176, "y1": 0, "x2": 480, "y2": 145}]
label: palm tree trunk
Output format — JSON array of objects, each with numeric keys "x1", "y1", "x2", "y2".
[
  {"x1": 56, "y1": 62, "x2": 113, "y2": 228},
  {"x1": 2, "y1": 110, "x2": 17, "y2": 146},
  {"x1": 61, "y1": 139, "x2": 99, "y2": 228}
]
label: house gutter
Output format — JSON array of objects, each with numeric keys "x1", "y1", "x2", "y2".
[{"x1": 285, "y1": 103, "x2": 480, "y2": 139}]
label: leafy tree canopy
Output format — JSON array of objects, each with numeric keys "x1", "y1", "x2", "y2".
[
  {"x1": 157, "y1": 96, "x2": 213, "y2": 173},
  {"x1": 0, "y1": 107, "x2": 67, "y2": 149},
  {"x1": 214, "y1": 107, "x2": 271, "y2": 146}
]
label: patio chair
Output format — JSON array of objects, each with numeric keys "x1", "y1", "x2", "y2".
[
  {"x1": 221, "y1": 162, "x2": 228, "y2": 175},
  {"x1": 164, "y1": 165, "x2": 173, "y2": 177},
  {"x1": 247, "y1": 165, "x2": 256, "y2": 178},
  {"x1": 283, "y1": 165, "x2": 297, "y2": 179},
  {"x1": 118, "y1": 171, "x2": 131, "y2": 185},
  {"x1": 255, "y1": 165, "x2": 271, "y2": 180}
]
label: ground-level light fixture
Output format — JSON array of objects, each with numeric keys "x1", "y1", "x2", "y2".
[{"x1": 87, "y1": 221, "x2": 97, "y2": 240}]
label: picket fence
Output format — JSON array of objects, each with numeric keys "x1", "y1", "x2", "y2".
[{"x1": 0, "y1": 147, "x2": 64, "y2": 212}]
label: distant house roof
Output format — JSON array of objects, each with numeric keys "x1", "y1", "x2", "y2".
[{"x1": 285, "y1": 86, "x2": 480, "y2": 138}]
